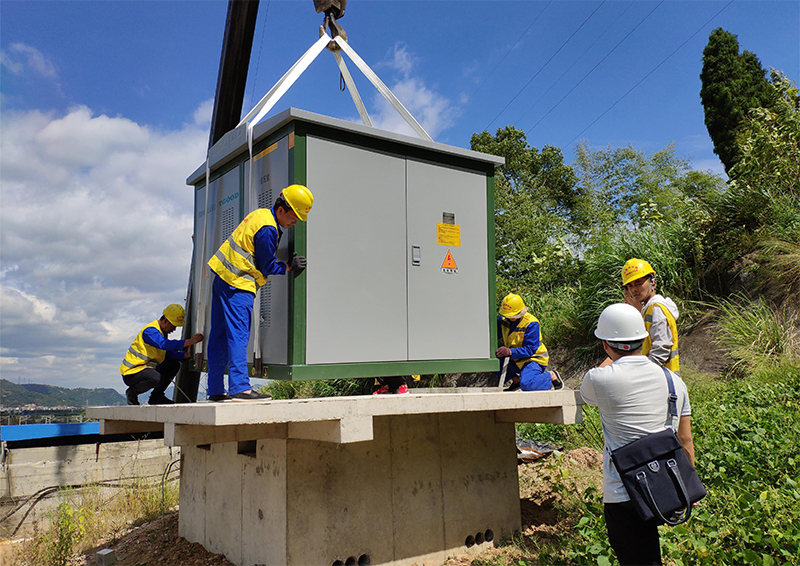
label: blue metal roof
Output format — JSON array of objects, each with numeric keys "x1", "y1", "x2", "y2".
[{"x1": 0, "y1": 422, "x2": 100, "y2": 442}]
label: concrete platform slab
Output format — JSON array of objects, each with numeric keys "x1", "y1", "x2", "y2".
[{"x1": 87, "y1": 390, "x2": 583, "y2": 566}]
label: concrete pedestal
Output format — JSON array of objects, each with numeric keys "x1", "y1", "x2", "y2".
[{"x1": 88, "y1": 389, "x2": 582, "y2": 566}]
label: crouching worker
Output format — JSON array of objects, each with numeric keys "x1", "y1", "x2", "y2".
[
  {"x1": 120, "y1": 304, "x2": 203, "y2": 405},
  {"x1": 496, "y1": 293, "x2": 563, "y2": 391}
]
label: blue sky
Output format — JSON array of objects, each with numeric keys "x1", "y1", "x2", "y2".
[{"x1": 1, "y1": 0, "x2": 798, "y2": 392}]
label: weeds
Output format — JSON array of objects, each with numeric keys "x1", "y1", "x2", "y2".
[
  {"x1": 714, "y1": 296, "x2": 799, "y2": 371},
  {"x1": 10, "y1": 473, "x2": 179, "y2": 566}
]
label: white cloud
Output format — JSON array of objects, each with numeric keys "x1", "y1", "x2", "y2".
[
  {"x1": 0, "y1": 43, "x2": 57, "y2": 78},
  {"x1": 368, "y1": 44, "x2": 455, "y2": 140},
  {"x1": 0, "y1": 104, "x2": 207, "y2": 392},
  {"x1": 193, "y1": 98, "x2": 214, "y2": 127}
]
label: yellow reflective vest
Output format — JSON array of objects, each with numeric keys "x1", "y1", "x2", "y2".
[
  {"x1": 501, "y1": 312, "x2": 549, "y2": 369},
  {"x1": 207, "y1": 208, "x2": 277, "y2": 294},
  {"x1": 642, "y1": 302, "x2": 680, "y2": 372},
  {"x1": 120, "y1": 320, "x2": 166, "y2": 376}
]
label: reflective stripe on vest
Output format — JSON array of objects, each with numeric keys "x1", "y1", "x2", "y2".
[
  {"x1": 501, "y1": 312, "x2": 549, "y2": 369},
  {"x1": 120, "y1": 320, "x2": 166, "y2": 376},
  {"x1": 207, "y1": 208, "x2": 277, "y2": 294},
  {"x1": 642, "y1": 302, "x2": 680, "y2": 372}
]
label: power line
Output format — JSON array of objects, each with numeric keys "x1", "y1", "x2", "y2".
[
  {"x1": 442, "y1": 1, "x2": 553, "y2": 133},
  {"x1": 484, "y1": 0, "x2": 608, "y2": 132},
  {"x1": 565, "y1": 0, "x2": 734, "y2": 147},
  {"x1": 526, "y1": 1, "x2": 664, "y2": 135},
  {"x1": 515, "y1": 2, "x2": 634, "y2": 125}
]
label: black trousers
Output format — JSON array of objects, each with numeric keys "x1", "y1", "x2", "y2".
[
  {"x1": 604, "y1": 501, "x2": 662, "y2": 566},
  {"x1": 123, "y1": 360, "x2": 181, "y2": 398}
]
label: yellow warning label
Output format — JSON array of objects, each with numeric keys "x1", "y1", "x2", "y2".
[
  {"x1": 436, "y1": 223, "x2": 461, "y2": 247},
  {"x1": 254, "y1": 142, "x2": 278, "y2": 162},
  {"x1": 441, "y1": 249, "x2": 458, "y2": 274}
]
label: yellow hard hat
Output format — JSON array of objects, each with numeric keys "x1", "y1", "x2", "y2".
[
  {"x1": 621, "y1": 258, "x2": 656, "y2": 286},
  {"x1": 499, "y1": 293, "x2": 526, "y2": 318},
  {"x1": 163, "y1": 304, "x2": 185, "y2": 327},
  {"x1": 281, "y1": 184, "x2": 314, "y2": 221}
]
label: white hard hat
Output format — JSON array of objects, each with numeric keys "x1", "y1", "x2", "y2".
[{"x1": 594, "y1": 303, "x2": 649, "y2": 342}]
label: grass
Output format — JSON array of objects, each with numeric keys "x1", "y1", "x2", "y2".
[
  {"x1": 9, "y1": 469, "x2": 180, "y2": 566},
  {"x1": 714, "y1": 295, "x2": 799, "y2": 372},
  {"x1": 504, "y1": 365, "x2": 800, "y2": 566}
]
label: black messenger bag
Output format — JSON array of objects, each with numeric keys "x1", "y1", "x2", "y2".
[{"x1": 610, "y1": 368, "x2": 706, "y2": 526}]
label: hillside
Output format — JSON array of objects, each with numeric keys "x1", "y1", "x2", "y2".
[{"x1": 0, "y1": 379, "x2": 125, "y2": 407}]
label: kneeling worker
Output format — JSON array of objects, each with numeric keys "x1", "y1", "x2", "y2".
[
  {"x1": 120, "y1": 304, "x2": 203, "y2": 405},
  {"x1": 496, "y1": 293, "x2": 563, "y2": 391}
]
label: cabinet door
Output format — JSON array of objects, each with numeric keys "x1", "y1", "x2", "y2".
[
  {"x1": 406, "y1": 159, "x2": 490, "y2": 361},
  {"x1": 305, "y1": 136, "x2": 408, "y2": 364}
]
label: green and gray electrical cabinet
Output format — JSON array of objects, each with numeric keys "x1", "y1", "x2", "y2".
[{"x1": 186, "y1": 108, "x2": 503, "y2": 381}]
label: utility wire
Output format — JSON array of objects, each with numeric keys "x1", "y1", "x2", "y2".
[
  {"x1": 565, "y1": 0, "x2": 734, "y2": 147},
  {"x1": 442, "y1": 1, "x2": 552, "y2": 133},
  {"x1": 527, "y1": 0, "x2": 664, "y2": 135},
  {"x1": 248, "y1": 0, "x2": 272, "y2": 111},
  {"x1": 484, "y1": 0, "x2": 607, "y2": 132},
  {"x1": 516, "y1": 2, "x2": 634, "y2": 125}
]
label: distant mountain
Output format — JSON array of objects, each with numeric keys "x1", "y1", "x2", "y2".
[{"x1": 0, "y1": 379, "x2": 125, "y2": 407}]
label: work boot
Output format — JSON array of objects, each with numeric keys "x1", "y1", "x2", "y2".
[
  {"x1": 230, "y1": 390, "x2": 271, "y2": 401},
  {"x1": 149, "y1": 393, "x2": 174, "y2": 405},
  {"x1": 126, "y1": 388, "x2": 140, "y2": 406},
  {"x1": 208, "y1": 393, "x2": 231, "y2": 402}
]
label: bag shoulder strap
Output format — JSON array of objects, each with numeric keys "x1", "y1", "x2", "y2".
[{"x1": 663, "y1": 366, "x2": 678, "y2": 428}]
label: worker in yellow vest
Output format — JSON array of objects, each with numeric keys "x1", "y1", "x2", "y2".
[
  {"x1": 120, "y1": 304, "x2": 203, "y2": 405},
  {"x1": 619, "y1": 258, "x2": 680, "y2": 373},
  {"x1": 496, "y1": 293, "x2": 563, "y2": 391},
  {"x1": 206, "y1": 185, "x2": 314, "y2": 401}
]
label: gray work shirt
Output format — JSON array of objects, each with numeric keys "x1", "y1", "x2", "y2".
[{"x1": 580, "y1": 355, "x2": 691, "y2": 503}]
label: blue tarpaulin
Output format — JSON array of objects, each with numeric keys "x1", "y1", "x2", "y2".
[{"x1": 0, "y1": 422, "x2": 100, "y2": 442}]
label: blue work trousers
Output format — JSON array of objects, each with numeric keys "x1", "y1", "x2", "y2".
[
  {"x1": 504, "y1": 359, "x2": 552, "y2": 391},
  {"x1": 207, "y1": 276, "x2": 254, "y2": 396}
]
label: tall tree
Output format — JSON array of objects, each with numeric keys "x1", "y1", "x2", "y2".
[
  {"x1": 700, "y1": 28, "x2": 773, "y2": 173},
  {"x1": 572, "y1": 142, "x2": 695, "y2": 236},
  {"x1": 470, "y1": 126, "x2": 580, "y2": 292}
]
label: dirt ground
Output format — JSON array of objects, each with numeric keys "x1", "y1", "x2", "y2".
[{"x1": 74, "y1": 512, "x2": 234, "y2": 566}]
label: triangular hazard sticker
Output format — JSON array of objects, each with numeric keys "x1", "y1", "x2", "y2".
[{"x1": 441, "y1": 249, "x2": 458, "y2": 273}]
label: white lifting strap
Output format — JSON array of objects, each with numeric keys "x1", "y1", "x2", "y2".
[
  {"x1": 215, "y1": 31, "x2": 432, "y2": 371},
  {"x1": 194, "y1": 156, "x2": 212, "y2": 357},
  {"x1": 238, "y1": 32, "x2": 432, "y2": 139}
]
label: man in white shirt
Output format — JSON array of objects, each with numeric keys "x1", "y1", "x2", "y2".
[{"x1": 580, "y1": 303, "x2": 695, "y2": 566}]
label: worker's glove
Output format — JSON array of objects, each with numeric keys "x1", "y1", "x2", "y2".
[
  {"x1": 495, "y1": 346, "x2": 512, "y2": 358},
  {"x1": 290, "y1": 253, "x2": 307, "y2": 275}
]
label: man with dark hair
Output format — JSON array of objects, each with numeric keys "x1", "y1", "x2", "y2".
[
  {"x1": 580, "y1": 303, "x2": 695, "y2": 565},
  {"x1": 206, "y1": 185, "x2": 314, "y2": 402},
  {"x1": 121, "y1": 304, "x2": 203, "y2": 405}
]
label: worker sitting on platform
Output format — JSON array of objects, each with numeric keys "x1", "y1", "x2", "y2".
[
  {"x1": 120, "y1": 304, "x2": 204, "y2": 405},
  {"x1": 496, "y1": 293, "x2": 563, "y2": 391},
  {"x1": 206, "y1": 185, "x2": 314, "y2": 402}
]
